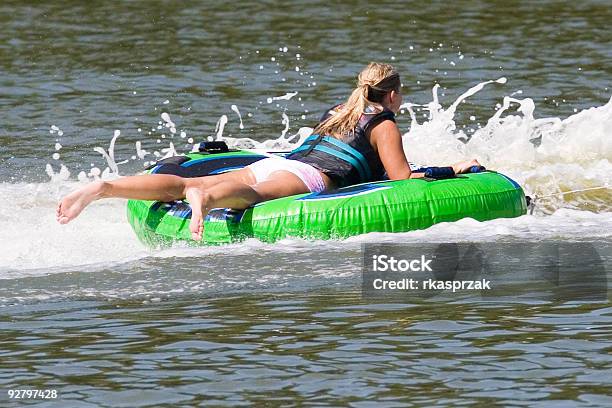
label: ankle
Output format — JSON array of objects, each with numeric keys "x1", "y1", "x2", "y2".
[
  {"x1": 95, "y1": 180, "x2": 110, "y2": 199},
  {"x1": 200, "y1": 191, "x2": 213, "y2": 210}
]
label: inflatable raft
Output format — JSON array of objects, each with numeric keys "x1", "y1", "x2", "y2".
[{"x1": 127, "y1": 145, "x2": 527, "y2": 246}]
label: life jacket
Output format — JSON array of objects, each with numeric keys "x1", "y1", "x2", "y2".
[{"x1": 287, "y1": 105, "x2": 395, "y2": 187}]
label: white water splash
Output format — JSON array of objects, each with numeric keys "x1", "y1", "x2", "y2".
[
  {"x1": 280, "y1": 112, "x2": 290, "y2": 139},
  {"x1": 220, "y1": 123, "x2": 311, "y2": 152},
  {"x1": 161, "y1": 112, "x2": 177, "y2": 134},
  {"x1": 136, "y1": 140, "x2": 149, "y2": 160},
  {"x1": 401, "y1": 82, "x2": 612, "y2": 212},
  {"x1": 266, "y1": 91, "x2": 298, "y2": 104},
  {"x1": 45, "y1": 163, "x2": 70, "y2": 182},
  {"x1": 215, "y1": 115, "x2": 228, "y2": 140},
  {"x1": 0, "y1": 181, "x2": 147, "y2": 275},
  {"x1": 231, "y1": 105, "x2": 244, "y2": 130},
  {"x1": 50, "y1": 125, "x2": 64, "y2": 137},
  {"x1": 159, "y1": 142, "x2": 178, "y2": 160},
  {"x1": 92, "y1": 130, "x2": 122, "y2": 178}
]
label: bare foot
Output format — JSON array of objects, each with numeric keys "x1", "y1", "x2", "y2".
[
  {"x1": 56, "y1": 181, "x2": 105, "y2": 224},
  {"x1": 185, "y1": 187, "x2": 210, "y2": 241},
  {"x1": 452, "y1": 159, "x2": 482, "y2": 174}
]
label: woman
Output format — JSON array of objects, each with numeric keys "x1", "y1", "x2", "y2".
[{"x1": 57, "y1": 62, "x2": 480, "y2": 240}]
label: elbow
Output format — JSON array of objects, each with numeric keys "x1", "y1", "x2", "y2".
[{"x1": 387, "y1": 169, "x2": 412, "y2": 181}]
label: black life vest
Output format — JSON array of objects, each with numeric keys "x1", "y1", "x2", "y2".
[{"x1": 287, "y1": 105, "x2": 395, "y2": 187}]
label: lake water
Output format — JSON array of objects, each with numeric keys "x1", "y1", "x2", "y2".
[{"x1": 0, "y1": 1, "x2": 611, "y2": 406}]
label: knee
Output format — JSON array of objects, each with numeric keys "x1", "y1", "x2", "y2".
[{"x1": 249, "y1": 185, "x2": 270, "y2": 203}]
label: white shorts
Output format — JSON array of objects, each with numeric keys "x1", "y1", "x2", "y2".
[{"x1": 246, "y1": 157, "x2": 326, "y2": 193}]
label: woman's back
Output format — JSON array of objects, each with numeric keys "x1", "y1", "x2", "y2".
[{"x1": 287, "y1": 104, "x2": 397, "y2": 187}]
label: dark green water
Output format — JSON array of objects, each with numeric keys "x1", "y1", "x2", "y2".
[
  {"x1": 1, "y1": 0, "x2": 610, "y2": 181},
  {"x1": 1, "y1": 1, "x2": 611, "y2": 406},
  {"x1": 2, "y1": 292, "x2": 612, "y2": 407}
]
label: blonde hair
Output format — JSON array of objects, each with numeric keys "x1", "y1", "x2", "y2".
[{"x1": 314, "y1": 62, "x2": 400, "y2": 140}]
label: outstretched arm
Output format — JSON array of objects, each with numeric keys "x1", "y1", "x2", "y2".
[
  {"x1": 371, "y1": 120, "x2": 483, "y2": 179},
  {"x1": 370, "y1": 120, "x2": 424, "y2": 180}
]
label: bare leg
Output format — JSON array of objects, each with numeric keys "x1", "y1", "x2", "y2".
[
  {"x1": 186, "y1": 171, "x2": 309, "y2": 241},
  {"x1": 56, "y1": 168, "x2": 255, "y2": 224}
]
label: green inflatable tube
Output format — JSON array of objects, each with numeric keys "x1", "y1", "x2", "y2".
[{"x1": 126, "y1": 149, "x2": 527, "y2": 246}]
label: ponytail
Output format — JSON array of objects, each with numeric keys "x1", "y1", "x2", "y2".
[{"x1": 314, "y1": 62, "x2": 400, "y2": 140}]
